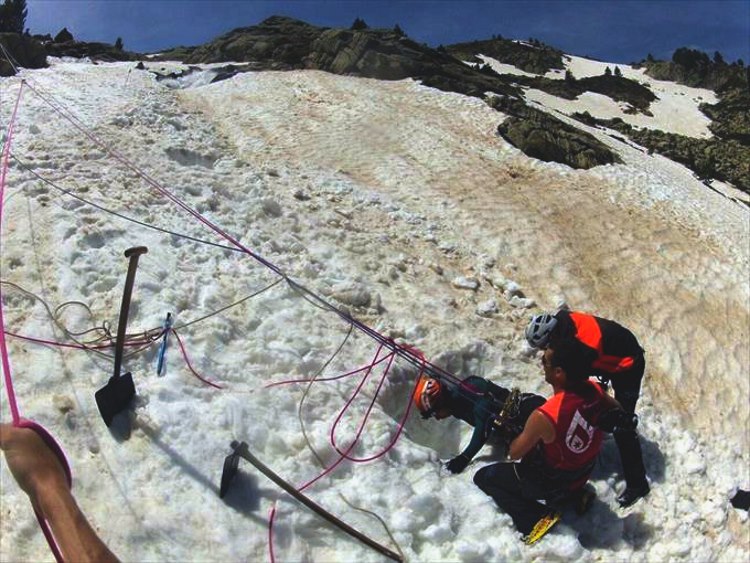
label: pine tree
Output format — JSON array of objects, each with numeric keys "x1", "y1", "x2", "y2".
[
  {"x1": 0, "y1": 0, "x2": 27, "y2": 34},
  {"x1": 614, "y1": 66, "x2": 622, "y2": 77},
  {"x1": 604, "y1": 66, "x2": 612, "y2": 76},
  {"x1": 114, "y1": 37, "x2": 124, "y2": 50},
  {"x1": 393, "y1": 24, "x2": 404, "y2": 37},
  {"x1": 351, "y1": 17, "x2": 368, "y2": 30}
]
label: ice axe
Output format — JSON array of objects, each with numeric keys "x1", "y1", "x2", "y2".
[
  {"x1": 95, "y1": 246, "x2": 148, "y2": 426},
  {"x1": 219, "y1": 441, "x2": 403, "y2": 561}
]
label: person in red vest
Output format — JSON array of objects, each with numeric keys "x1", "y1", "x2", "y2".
[
  {"x1": 473, "y1": 337, "x2": 627, "y2": 544},
  {"x1": 525, "y1": 310, "x2": 649, "y2": 507}
]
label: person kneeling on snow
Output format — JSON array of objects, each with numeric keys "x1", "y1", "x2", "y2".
[
  {"x1": 412, "y1": 372, "x2": 545, "y2": 474},
  {"x1": 472, "y1": 338, "x2": 634, "y2": 544}
]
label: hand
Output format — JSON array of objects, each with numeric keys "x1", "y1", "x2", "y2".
[
  {"x1": 445, "y1": 455, "x2": 470, "y2": 474},
  {"x1": 1, "y1": 423, "x2": 119, "y2": 562},
  {"x1": 0, "y1": 423, "x2": 69, "y2": 501}
]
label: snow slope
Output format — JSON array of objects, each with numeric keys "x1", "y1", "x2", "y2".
[{"x1": 0, "y1": 57, "x2": 748, "y2": 562}]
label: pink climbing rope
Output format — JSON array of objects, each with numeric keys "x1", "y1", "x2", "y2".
[
  {"x1": 268, "y1": 502, "x2": 277, "y2": 563},
  {"x1": 172, "y1": 329, "x2": 224, "y2": 389},
  {"x1": 0, "y1": 81, "x2": 25, "y2": 424},
  {"x1": 0, "y1": 81, "x2": 69, "y2": 563},
  {"x1": 329, "y1": 344, "x2": 426, "y2": 464},
  {"x1": 264, "y1": 353, "x2": 394, "y2": 389}
]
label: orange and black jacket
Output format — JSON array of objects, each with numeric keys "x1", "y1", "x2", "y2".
[{"x1": 553, "y1": 310, "x2": 644, "y2": 376}]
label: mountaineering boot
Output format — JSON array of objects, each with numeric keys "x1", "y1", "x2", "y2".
[
  {"x1": 523, "y1": 510, "x2": 561, "y2": 545},
  {"x1": 617, "y1": 481, "x2": 650, "y2": 508},
  {"x1": 731, "y1": 489, "x2": 750, "y2": 511},
  {"x1": 614, "y1": 427, "x2": 649, "y2": 508}
]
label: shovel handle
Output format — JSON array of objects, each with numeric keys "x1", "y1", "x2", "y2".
[{"x1": 113, "y1": 246, "x2": 148, "y2": 379}]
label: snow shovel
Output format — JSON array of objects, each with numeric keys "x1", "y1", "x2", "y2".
[{"x1": 95, "y1": 246, "x2": 148, "y2": 426}]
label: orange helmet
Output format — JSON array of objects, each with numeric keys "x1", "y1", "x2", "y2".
[{"x1": 413, "y1": 375, "x2": 444, "y2": 418}]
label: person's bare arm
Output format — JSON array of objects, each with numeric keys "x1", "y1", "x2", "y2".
[
  {"x1": 508, "y1": 410, "x2": 555, "y2": 461},
  {"x1": 0, "y1": 423, "x2": 119, "y2": 563}
]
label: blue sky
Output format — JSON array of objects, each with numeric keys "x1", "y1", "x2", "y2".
[{"x1": 27, "y1": 1, "x2": 750, "y2": 64}]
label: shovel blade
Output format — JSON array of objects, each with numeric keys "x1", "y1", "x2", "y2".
[{"x1": 95, "y1": 372, "x2": 135, "y2": 426}]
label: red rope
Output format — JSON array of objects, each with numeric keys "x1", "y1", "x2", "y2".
[
  {"x1": 330, "y1": 344, "x2": 426, "y2": 463},
  {"x1": 328, "y1": 346, "x2": 395, "y2": 459},
  {"x1": 268, "y1": 502, "x2": 277, "y2": 563},
  {"x1": 171, "y1": 329, "x2": 224, "y2": 389},
  {"x1": 294, "y1": 344, "x2": 391, "y2": 492}
]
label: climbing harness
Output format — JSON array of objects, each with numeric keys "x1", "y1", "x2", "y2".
[{"x1": 492, "y1": 387, "x2": 521, "y2": 430}]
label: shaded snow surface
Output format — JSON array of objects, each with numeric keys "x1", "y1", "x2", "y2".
[{"x1": 0, "y1": 58, "x2": 748, "y2": 562}]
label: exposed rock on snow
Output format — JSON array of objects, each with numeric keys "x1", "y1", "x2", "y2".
[
  {"x1": 476, "y1": 299, "x2": 498, "y2": 317},
  {"x1": 452, "y1": 276, "x2": 480, "y2": 290},
  {"x1": 329, "y1": 280, "x2": 374, "y2": 308}
]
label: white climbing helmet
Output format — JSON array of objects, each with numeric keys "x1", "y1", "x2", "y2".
[{"x1": 525, "y1": 313, "x2": 558, "y2": 348}]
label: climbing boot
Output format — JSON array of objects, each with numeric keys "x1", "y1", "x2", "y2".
[
  {"x1": 617, "y1": 482, "x2": 650, "y2": 508},
  {"x1": 524, "y1": 511, "x2": 561, "y2": 545}
]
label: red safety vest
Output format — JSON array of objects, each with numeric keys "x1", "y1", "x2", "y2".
[{"x1": 537, "y1": 380, "x2": 605, "y2": 472}]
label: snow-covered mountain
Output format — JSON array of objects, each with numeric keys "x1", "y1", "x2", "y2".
[{"x1": 0, "y1": 46, "x2": 748, "y2": 563}]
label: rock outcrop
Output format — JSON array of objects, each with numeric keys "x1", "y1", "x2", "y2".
[
  {"x1": 44, "y1": 39, "x2": 138, "y2": 62},
  {"x1": 184, "y1": 16, "x2": 320, "y2": 69},
  {"x1": 492, "y1": 96, "x2": 622, "y2": 169},
  {"x1": 508, "y1": 73, "x2": 657, "y2": 113},
  {"x1": 182, "y1": 16, "x2": 519, "y2": 98},
  {"x1": 701, "y1": 89, "x2": 750, "y2": 144},
  {"x1": 573, "y1": 112, "x2": 749, "y2": 193},
  {"x1": 446, "y1": 37, "x2": 565, "y2": 74},
  {"x1": 637, "y1": 48, "x2": 747, "y2": 92},
  {"x1": 0, "y1": 33, "x2": 47, "y2": 76}
]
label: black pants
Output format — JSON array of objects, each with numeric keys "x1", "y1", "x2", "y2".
[
  {"x1": 474, "y1": 462, "x2": 563, "y2": 535},
  {"x1": 609, "y1": 354, "x2": 648, "y2": 489}
]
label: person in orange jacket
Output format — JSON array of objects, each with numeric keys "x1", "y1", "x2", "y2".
[{"x1": 525, "y1": 310, "x2": 649, "y2": 507}]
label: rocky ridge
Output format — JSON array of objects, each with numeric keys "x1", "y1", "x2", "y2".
[
  {"x1": 445, "y1": 36, "x2": 566, "y2": 74},
  {"x1": 163, "y1": 16, "x2": 619, "y2": 169},
  {"x1": 0, "y1": 28, "x2": 138, "y2": 76},
  {"x1": 1, "y1": 16, "x2": 747, "y2": 189}
]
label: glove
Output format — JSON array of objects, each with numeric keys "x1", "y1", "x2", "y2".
[{"x1": 445, "y1": 454, "x2": 470, "y2": 474}]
